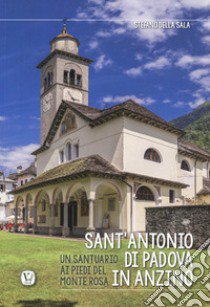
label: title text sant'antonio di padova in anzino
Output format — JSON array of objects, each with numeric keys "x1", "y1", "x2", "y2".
[{"x1": 60, "y1": 232, "x2": 195, "y2": 287}]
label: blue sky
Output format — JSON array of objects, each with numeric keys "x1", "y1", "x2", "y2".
[{"x1": 0, "y1": 0, "x2": 210, "y2": 172}]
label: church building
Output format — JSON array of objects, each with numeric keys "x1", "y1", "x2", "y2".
[{"x1": 12, "y1": 23, "x2": 210, "y2": 236}]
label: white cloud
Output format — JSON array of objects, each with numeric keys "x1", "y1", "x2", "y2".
[
  {"x1": 144, "y1": 56, "x2": 171, "y2": 70},
  {"x1": 125, "y1": 55, "x2": 171, "y2": 77},
  {"x1": 78, "y1": 0, "x2": 210, "y2": 44},
  {"x1": 176, "y1": 54, "x2": 210, "y2": 68},
  {"x1": 135, "y1": 53, "x2": 142, "y2": 61},
  {"x1": 30, "y1": 116, "x2": 40, "y2": 121},
  {"x1": 0, "y1": 116, "x2": 6, "y2": 122},
  {"x1": 96, "y1": 30, "x2": 112, "y2": 38},
  {"x1": 94, "y1": 54, "x2": 112, "y2": 71},
  {"x1": 189, "y1": 68, "x2": 210, "y2": 80},
  {"x1": 88, "y1": 40, "x2": 99, "y2": 50},
  {"x1": 189, "y1": 68, "x2": 210, "y2": 91},
  {"x1": 180, "y1": 0, "x2": 210, "y2": 9},
  {"x1": 173, "y1": 101, "x2": 186, "y2": 108},
  {"x1": 202, "y1": 21, "x2": 210, "y2": 32},
  {"x1": 189, "y1": 95, "x2": 206, "y2": 108},
  {"x1": 0, "y1": 143, "x2": 39, "y2": 172},
  {"x1": 162, "y1": 99, "x2": 171, "y2": 104},
  {"x1": 201, "y1": 35, "x2": 210, "y2": 46},
  {"x1": 103, "y1": 94, "x2": 155, "y2": 105},
  {"x1": 124, "y1": 67, "x2": 142, "y2": 77},
  {"x1": 96, "y1": 27, "x2": 126, "y2": 38}
]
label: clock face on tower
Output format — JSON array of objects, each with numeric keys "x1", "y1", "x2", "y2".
[
  {"x1": 41, "y1": 92, "x2": 53, "y2": 113},
  {"x1": 63, "y1": 88, "x2": 82, "y2": 104}
]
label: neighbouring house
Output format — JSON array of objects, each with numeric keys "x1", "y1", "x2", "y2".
[
  {"x1": 12, "y1": 23, "x2": 210, "y2": 236},
  {"x1": 7, "y1": 162, "x2": 37, "y2": 224},
  {"x1": 0, "y1": 171, "x2": 16, "y2": 223}
]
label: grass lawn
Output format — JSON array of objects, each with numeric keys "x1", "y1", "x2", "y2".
[{"x1": 0, "y1": 232, "x2": 209, "y2": 307}]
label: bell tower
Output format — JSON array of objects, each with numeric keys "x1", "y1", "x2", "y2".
[{"x1": 37, "y1": 19, "x2": 93, "y2": 144}]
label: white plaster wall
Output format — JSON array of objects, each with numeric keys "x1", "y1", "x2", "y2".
[
  {"x1": 37, "y1": 115, "x2": 124, "y2": 175},
  {"x1": 133, "y1": 185, "x2": 182, "y2": 232},
  {"x1": 177, "y1": 155, "x2": 204, "y2": 199},
  {"x1": 123, "y1": 117, "x2": 179, "y2": 182}
]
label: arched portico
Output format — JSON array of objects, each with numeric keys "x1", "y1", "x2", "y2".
[
  {"x1": 34, "y1": 190, "x2": 50, "y2": 235},
  {"x1": 63, "y1": 179, "x2": 124, "y2": 237},
  {"x1": 64, "y1": 185, "x2": 89, "y2": 236},
  {"x1": 94, "y1": 181, "x2": 123, "y2": 233},
  {"x1": 50, "y1": 188, "x2": 64, "y2": 236},
  {"x1": 13, "y1": 177, "x2": 125, "y2": 237}
]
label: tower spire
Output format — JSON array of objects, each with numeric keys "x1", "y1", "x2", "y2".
[{"x1": 62, "y1": 17, "x2": 67, "y2": 34}]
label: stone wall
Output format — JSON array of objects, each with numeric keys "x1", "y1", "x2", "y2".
[{"x1": 146, "y1": 205, "x2": 210, "y2": 248}]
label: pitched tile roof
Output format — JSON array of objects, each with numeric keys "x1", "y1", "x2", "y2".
[
  {"x1": 178, "y1": 139, "x2": 210, "y2": 161},
  {"x1": 12, "y1": 155, "x2": 122, "y2": 194},
  {"x1": 33, "y1": 99, "x2": 183, "y2": 155},
  {"x1": 197, "y1": 178, "x2": 210, "y2": 195},
  {"x1": 18, "y1": 162, "x2": 37, "y2": 177},
  {"x1": 12, "y1": 155, "x2": 187, "y2": 194},
  {"x1": 8, "y1": 162, "x2": 37, "y2": 181}
]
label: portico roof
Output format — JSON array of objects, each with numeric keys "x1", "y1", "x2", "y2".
[
  {"x1": 12, "y1": 155, "x2": 188, "y2": 195},
  {"x1": 178, "y1": 139, "x2": 210, "y2": 161}
]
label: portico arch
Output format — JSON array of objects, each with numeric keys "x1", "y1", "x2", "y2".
[
  {"x1": 65, "y1": 182, "x2": 89, "y2": 204},
  {"x1": 95, "y1": 181, "x2": 123, "y2": 231},
  {"x1": 35, "y1": 190, "x2": 50, "y2": 233}
]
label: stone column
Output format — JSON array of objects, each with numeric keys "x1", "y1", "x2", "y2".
[
  {"x1": 24, "y1": 205, "x2": 29, "y2": 233},
  {"x1": 62, "y1": 203, "x2": 70, "y2": 237},
  {"x1": 14, "y1": 202, "x2": 18, "y2": 233},
  {"x1": 33, "y1": 206, "x2": 38, "y2": 234},
  {"x1": 49, "y1": 204, "x2": 55, "y2": 236},
  {"x1": 87, "y1": 198, "x2": 95, "y2": 233}
]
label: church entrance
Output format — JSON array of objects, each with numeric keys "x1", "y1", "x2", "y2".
[{"x1": 68, "y1": 201, "x2": 78, "y2": 229}]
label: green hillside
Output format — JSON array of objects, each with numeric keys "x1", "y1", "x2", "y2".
[{"x1": 171, "y1": 101, "x2": 210, "y2": 152}]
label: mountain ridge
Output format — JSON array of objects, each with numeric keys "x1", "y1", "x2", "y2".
[{"x1": 170, "y1": 101, "x2": 210, "y2": 153}]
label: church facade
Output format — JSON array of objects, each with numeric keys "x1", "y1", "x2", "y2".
[{"x1": 12, "y1": 24, "x2": 210, "y2": 236}]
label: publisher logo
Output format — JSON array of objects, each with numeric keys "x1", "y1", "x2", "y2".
[{"x1": 21, "y1": 271, "x2": 36, "y2": 286}]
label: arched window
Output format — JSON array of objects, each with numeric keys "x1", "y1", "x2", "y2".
[
  {"x1": 44, "y1": 72, "x2": 53, "y2": 90},
  {"x1": 44, "y1": 78, "x2": 47, "y2": 90},
  {"x1": 47, "y1": 72, "x2": 51, "y2": 87},
  {"x1": 64, "y1": 70, "x2": 68, "y2": 84},
  {"x1": 73, "y1": 143, "x2": 79, "y2": 159},
  {"x1": 59, "y1": 150, "x2": 64, "y2": 164},
  {"x1": 181, "y1": 160, "x2": 190, "y2": 171},
  {"x1": 50, "y1": 72, "x2": 53, "y2": 85},
  {"x1": 144, "y1": 148, "x2": 161, "y2": 163},
  {"x1": 70, "y1": 69, "x2": 76, "y2": 85},
  {"x1": 76, "y1": 74, "x2": 82, "y2": 87},
  {"x1": 66, "y1": 143, "x2": 72, "y2": 161},
  {"x1": 136, "y1": 186, "x2": 155, "y2": 201}
]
